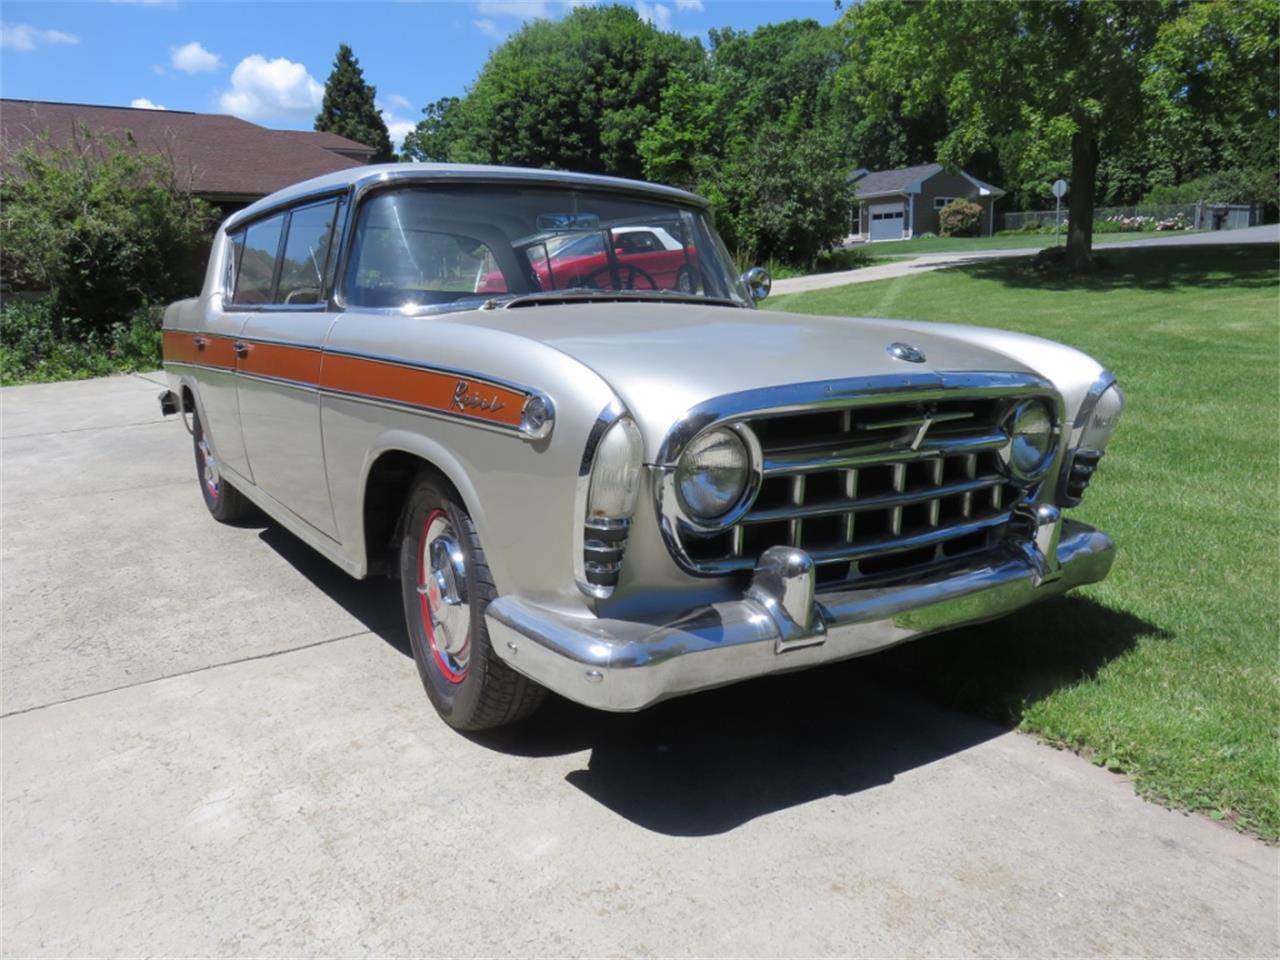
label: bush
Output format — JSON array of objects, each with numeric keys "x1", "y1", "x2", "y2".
[
  {"x1": 916, "y1": 231, "x2": 937, "y2": 240},
  {"x1": 938, "y1": 199, "x2": 984, "y2": 237},
  {"x1": 0, "y1": 126, "x2": 213, "y2": 338},
  {"x1": 0, "y1": 298, "x2": 163, "y2": 385}
]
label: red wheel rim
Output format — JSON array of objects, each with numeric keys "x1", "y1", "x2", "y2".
[{"x1": 417, "y1": 509, "x2": 468, "y2": 684}]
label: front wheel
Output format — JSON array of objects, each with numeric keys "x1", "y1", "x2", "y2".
[{"x1": 398, "y1": 474, "x2": 546, "y2": 730}]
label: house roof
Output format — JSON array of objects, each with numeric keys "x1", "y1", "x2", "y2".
[
  {"x1": 0, "y1": 99, "x2": 373, "y2": 200},
  {"x1": 851, "y1": 162, "x2": 1006, "y2": 200}
]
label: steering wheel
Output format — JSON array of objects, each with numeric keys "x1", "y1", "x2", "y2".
[{"x1": 582, "y1": 264, "x2": 658, "y2": 291}]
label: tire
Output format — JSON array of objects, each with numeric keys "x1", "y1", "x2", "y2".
[
  {"x1": 398, "y1": 473, "x2": 546, "y2": 730},
  {"x1": 675, "y1": 266, "x2": 695, "y2": 294},
  {"x1": 192, "y1": 409, "x2": 253, "y2": 522}
]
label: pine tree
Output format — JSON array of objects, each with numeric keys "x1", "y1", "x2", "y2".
[{"x1": 314, "y1": 43, "x2": 394, "y2": 163}]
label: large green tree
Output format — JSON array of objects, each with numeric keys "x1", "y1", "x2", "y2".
[
  {"x1": 640, "y1": 20, "x2": 855, "y2": 265},
  {"x1": 841, "y1": 0, "x2": 1278, "y2": 270},
  {"x1": 400, "y1": 96, "x2": 462, "y2": 162},
  {"x1": 440, "y1": 5, "x2": 703, "y2": 179},
  {"x1": 843, "y1": 1, "x2": 1170, "y2": 271},
  {"x1": 315, "y1": 43, "x2": 394, "y2": 163}
]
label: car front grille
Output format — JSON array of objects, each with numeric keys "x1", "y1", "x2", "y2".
[{"x1": 668, "y1": 394, "x2": 1045, "y2": 587}]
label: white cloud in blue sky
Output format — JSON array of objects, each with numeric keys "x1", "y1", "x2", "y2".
[
  {"x1": 218, "y1": 55, "x2": 324, "y2": 123},
  {"x1": 0, "y1": 22, "x2": 79, "y2": 51},
  {"x1": 170, "y1": 41, "x2": 221, "y2": 74},
  {"x1": 130, "y1": 97, "x2": 165, "y2": 110},
  {"x1": 635, "y1": 0, "x2": 671, "y2": 30}
]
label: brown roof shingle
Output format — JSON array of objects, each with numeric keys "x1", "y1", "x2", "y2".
[{"x1": 0, "y1": 99, "x2": 372, "y2": 199}]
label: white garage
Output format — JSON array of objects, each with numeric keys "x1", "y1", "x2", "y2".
[{"x1": 868, "y1": 202, "x2": 906, "y2": 242}]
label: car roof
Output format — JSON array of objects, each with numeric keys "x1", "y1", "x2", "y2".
[{"x1": 225, "y1": 163, "x2": 710, "y2": 231}]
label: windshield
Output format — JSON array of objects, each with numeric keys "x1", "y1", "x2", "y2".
[{"x1": 342, "y1": 184, "x2": 751, "y2": 311}]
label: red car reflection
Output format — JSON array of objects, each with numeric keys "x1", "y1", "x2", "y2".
[{"x1": 476, "y1": 226, "x2": 700, "y2": 295}]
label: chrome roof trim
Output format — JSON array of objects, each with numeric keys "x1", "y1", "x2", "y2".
[{"x1": 225, "y1": 163, "x2": 711, "y2": 232}]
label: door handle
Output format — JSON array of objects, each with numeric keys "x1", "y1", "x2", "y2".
[
  {"x1": 193, "y1": 335, "x2": 208, "y2": 351},
  {"x1": 233, "y1": 340, "x2": 250, "y2": 359}
]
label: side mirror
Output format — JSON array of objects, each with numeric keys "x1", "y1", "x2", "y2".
[{"x1": 740, "y1": 266, "x2": 771, "y2": 302}]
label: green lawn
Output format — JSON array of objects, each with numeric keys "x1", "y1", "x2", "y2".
[
  {"x1": 767, "y1": 244, "x2": 1280, "y2": 840},
  {"x1": 864, "y1": 231, "x2": 1199, "y2": 256}
]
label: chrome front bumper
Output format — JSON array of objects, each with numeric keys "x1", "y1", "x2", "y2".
[{"x1": 486, "y1": 518, "x2": 1115, "y2": 712}]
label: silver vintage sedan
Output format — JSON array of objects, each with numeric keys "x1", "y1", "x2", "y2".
[{"x1": 160, "y1": 164, "x2": 1124, "y2": 730}]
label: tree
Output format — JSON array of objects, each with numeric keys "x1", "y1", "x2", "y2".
[
  {"x1": 315, "y1": 43, "x2": 394, "y2": 163},
  {"x1": 401, "y1": 96, "x2": 462, "y2": 162},
  {"x1": 841, "y1": 0, "x2": 1173, "y2": 272},
  {"x1": 639, "y1": 20, "x2": 855, "y2": 265},
  {"x1": 444, "y1": 5, "x2": 704, "y2": 179},
  {"x1": 0, "y1": 126, "x2": 214, "y2": 333}
]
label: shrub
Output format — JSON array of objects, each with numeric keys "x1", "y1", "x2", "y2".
[
  {"x1": 916, "y1": 231, "x2": 937, "y2": 240},
  {"x1": 0, "y1": 298, "x2": 164, "y2": 385},
  {"x1": 938, "y1": 199, "x2": 984, "y2": 237},
  {"x1": 0, "y1": 126, "x2": 213, "y2": 339}
]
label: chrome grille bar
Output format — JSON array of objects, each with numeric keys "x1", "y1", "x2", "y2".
[
  {"x1": 741, "y1": 474, "x2": 1004, "y2": 523},
  {"x1": 762, "y1": 430, "x2": 1008, "y2": 476},
  {"x1": 682, "y1": 512, "x2": 1013, "y2": 576}
]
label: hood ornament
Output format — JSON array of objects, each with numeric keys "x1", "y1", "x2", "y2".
[{"x1": 887, "y1": 342, "x2": 926, "y2": 364}]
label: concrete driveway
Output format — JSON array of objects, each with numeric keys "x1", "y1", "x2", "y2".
[
  {"x1": 772, "y1": 224, "x2": 1280, "y2": 295},
  {"x1": 3, "y1": 374, "x2": 1276, "y2": 957}
]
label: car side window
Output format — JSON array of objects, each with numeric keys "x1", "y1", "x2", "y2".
[
  {"x1": 275, "y1": 199, "x2": 341, "y2": 305},
  {"x1": 231, "y1": 214, "x2": 285, "y2": 305},
  {"x1": 224, "y1": 231, "x2": 245, "y2": 296}
]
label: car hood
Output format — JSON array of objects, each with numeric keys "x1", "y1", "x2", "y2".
[{"x1": 441, "y1": 301, "x2": 1102, "y2": 457}]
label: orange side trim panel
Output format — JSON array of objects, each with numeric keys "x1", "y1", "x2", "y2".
[
  {"x1": 238, "y1": 341, "x2": 323, "y2": 385},
  {"x1": 320, "y1": 354, "x2": 527, "y2": 428}
]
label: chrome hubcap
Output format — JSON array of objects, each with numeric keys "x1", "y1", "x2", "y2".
[
  {"x1": 417, "y1": 514, "x2": 470, "y2": 676},
  {"x1": 197, "y1": 438, "x2": 220, "y2": 498}
]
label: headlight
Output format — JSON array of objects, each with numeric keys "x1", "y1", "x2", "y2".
[
  {"x1": 1003, "y1": 399, "x2": 1056, "y2": 481},
  {"x1": 675, "y1": 427, "x2": 750, "y2": 520}
]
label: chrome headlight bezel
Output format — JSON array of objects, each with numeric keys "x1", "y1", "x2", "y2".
[
  {"x1": 669, "y1": 423, "x2": 762, "y2": 532},
  {"x1": 999, "y1": 398, "x2": 1059, "y2": 483}
]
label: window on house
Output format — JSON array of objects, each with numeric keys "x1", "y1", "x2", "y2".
[{"x1": 934, "y1": 196, "x2": 958, "y2": 210}]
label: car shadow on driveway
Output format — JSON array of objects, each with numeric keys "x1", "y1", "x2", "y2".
[
  {"x1": 253, "y1": 521, "x2": 410, "y2": 656},
  {"x1": 248, "y1": 514, "x2": 1159, "y2": 838},
  {"x1": 473, "y1": 595, "x2": 1160, "y2": 837}
]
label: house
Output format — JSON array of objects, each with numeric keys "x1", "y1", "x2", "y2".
[
  {"x1": 848, "y1": 163, "x2": 1006, "y2": 242},
  {"x1": 0, "y1": 99, "x2": 377, "y2": 217}
]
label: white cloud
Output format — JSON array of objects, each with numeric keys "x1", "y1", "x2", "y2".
[
  {"x1": 386, "y1": 93, "x2": 414, "y2": 111},
  {"x1": 0, "y1": 22, "x2": 79, "y2": 51},
  {"x1": 635, "y1": 0, "x2": 671, "y2": 30},
  {"x1": 380, "y1": 109, "x2": 417, "y2": 152},
  {"x1": 674, "y1": 0, "x2": 703, "y2": 10},
  {"x1": 474, "y1": 17, "x2": 505, "y2": 38},
  {"x1": 218, "y1": 54, "x2": 324, "y2": 123},
  {"x1": 130, "y1": 97, "x2": 166, "y2": 110},
  {"x1": 170, "y1": 40, "x2": 221, "y2": 74}
]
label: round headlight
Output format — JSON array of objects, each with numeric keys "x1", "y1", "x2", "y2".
[
  {"x1": 1005, "y1": 400, "x2": 1056, "y2": 480},
  {"x1": 676, "y1": 427, "x2": 750, "y2": 520}
]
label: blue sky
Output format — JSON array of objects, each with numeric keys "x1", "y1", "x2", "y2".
[{"x1": 1, "y1": 1, "x2": 840, "y2": 148}]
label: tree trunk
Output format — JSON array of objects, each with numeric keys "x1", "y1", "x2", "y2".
[{"x1": 1066, "y1": 127, "x2": 1098, "y2": 273}]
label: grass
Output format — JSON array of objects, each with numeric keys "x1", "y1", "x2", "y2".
[
  {"x1": 766, "y1": 244, "x2": 1280, "y2": 840},
  {"x1": 864, "y1": 231, "x2": 1198, "y2": 256}
]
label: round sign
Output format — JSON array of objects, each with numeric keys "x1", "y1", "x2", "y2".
[{"x1": 1052, "y1": 179, "x2": 1068, "y2": 199}]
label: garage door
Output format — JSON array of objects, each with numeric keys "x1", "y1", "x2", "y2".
[{"x1": 869, "y1": 203, "x2": 905, "y2": 242}]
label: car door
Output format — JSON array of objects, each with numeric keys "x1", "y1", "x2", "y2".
[
  {"x1": 193, "y1": 232, "x2": 254, "y2": 483},
  {"x1": 231, "y1": 197, "x2": 346, "y2": 539}
]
